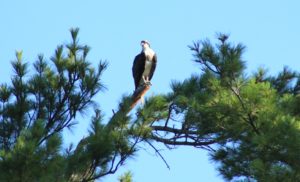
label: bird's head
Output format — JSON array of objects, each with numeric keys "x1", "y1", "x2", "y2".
[{"x1": 141, "y1": 40, "x2": 150, "y2": 49}]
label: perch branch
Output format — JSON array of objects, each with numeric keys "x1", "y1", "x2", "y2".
[{"x1": 129, "y1": 84, "x2": 151, "y2": 112}]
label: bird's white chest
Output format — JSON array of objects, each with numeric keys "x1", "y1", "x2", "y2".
[
  {"x1": 143, "y1": 60, "x2": 152, "y2": 76},
  {"x1": 143, "y1": 48, "x2": 155, "y2": 76}
]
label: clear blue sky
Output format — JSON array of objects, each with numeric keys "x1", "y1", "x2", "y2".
[{"x1": 1, "y1": 1, "x2": 299, "y2": 181}]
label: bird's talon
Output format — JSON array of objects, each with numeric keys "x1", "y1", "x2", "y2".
[{"x1": 145, "y1": 81, "x2": 152, "y2": 86}]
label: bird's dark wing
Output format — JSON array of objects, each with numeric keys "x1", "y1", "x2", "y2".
[
  {"x1": 149, "y1": 54, "x2": 157, "y2": 81},
  {"x1": 132, "y1": 53, "x2": 146, "y2": 89}
]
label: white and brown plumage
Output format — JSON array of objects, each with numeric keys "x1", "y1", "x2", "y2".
[{"x1": 132, "y1": 40, "x2": 157, "y2": 90}]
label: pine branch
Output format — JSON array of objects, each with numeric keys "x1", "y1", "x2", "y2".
[
  {"x1": 151, "y1": 134, "x2": 216, "y2": 147},
  {"x1": 229, "y1": 85, "x2": 260, "y2": 135},
  {"x1": 151, "y1": 125, "x2": 199, "y2": 135},
  {"x1": 84, "y1": 131, "x2": 141, "y2": 182}
]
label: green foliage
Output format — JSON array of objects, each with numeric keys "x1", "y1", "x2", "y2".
[
  {"x1": 2, "y1": 30, "x2": 300, "y2": 182},
  {"x1": 0, "y1": 29, "x2": 138, "y2": 182},
  {"x1": 118, "y1": 171, "x2": 133, "y2": 182}
]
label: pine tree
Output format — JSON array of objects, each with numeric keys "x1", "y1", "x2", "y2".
[
  {"x1": 0, "y1": 29, "x2": 140, "y2": 182},
  {"x1": 135, "y1": 34, "x2": 300, "y2": 181}
]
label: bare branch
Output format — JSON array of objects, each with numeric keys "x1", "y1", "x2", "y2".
[
  {"x1": 151, "y1": 134, "x2": 216, "y2": 147},
  {"x1": 151, "y1": 125, "x2": 199, "y2": 135}
]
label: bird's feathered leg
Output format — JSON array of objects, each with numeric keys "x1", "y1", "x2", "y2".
[
  {"x1": 143, "y1": 76, "x2": 152, "y2": 86},
  {"x1": 142, "y1": 76, "x2": 147, "y2": 85}
]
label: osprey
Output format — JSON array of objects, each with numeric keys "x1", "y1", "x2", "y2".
[{"x1": 132, "y1": 40, "x2": 157, "y2": 90}]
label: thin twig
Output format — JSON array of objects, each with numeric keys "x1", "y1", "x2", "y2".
[{"x1": 145, "y1": 140, "x2": 170, "y2": 170}]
